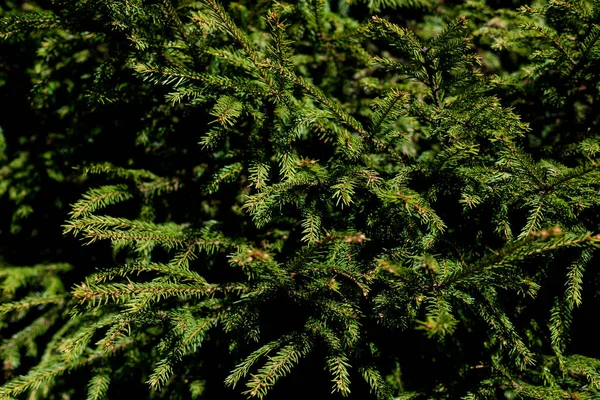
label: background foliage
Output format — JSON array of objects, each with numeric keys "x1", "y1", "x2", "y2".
[{"x1": 1, "y1": 0, "x2": 600, "y2": 398}]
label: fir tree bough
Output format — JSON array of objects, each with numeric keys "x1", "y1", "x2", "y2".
[{"x1": 1, "y1": 0, "x2": 600, "y2": 398}]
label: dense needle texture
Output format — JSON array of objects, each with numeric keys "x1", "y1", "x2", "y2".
[{"x1": 1, "y1": 0, "x2": 600, "y2": 398}]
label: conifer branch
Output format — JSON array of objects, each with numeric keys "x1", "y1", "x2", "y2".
[
  {"x1": 476, "y1": 290, "x2": 535, "y2": 368},
  {"x1": 518, "y1": 197, "x2": 545, "y2": 239},
  {"x1": 522, "y1": 23, "x2": 577, "y2": 67},
  {"x1": 199, "y1": 0, "x2": 278, "y2": 91},
  {"x1": 0, "y1": 296, "x2": 66, "y2": 315},
  {"x1": 69, "y1": 185, "x2": 133, "y2": 218},
  {"x1": 0, "y1": 12, "x2": 62, "y2": 40},
  {"x1": 0, "y1": 339, "x2": 133, "y2": 398},
  {"x1": 243, "y1": 338, "x2": 312, "y2": 398},
  {"x1": 88, "y1": 262, "x2": 207, "y2": 285},
  {"x1": 0, "y1": 308, "x2": 61, "y2": 369},
  {"x1": 326, "y1": 354, "x2": 352, "y2": 396},
  {"x1": 73, "y1": 282, "x2": 246, "y2": 306},
  {"x1": 4, "y1": 1, "x2": 600, "y2": 398},
  {"x1": 359, "y1": 365, "x2": 393, "y2": 400},
  {"x1": 269, "y1": 63, "x2": 369, "y2": 138},
  {"x1": 224, "y1": 338, "x2": 286, "y2": 389},
  {"x1": 86, "y1": 369, "x2": 111, "y2": 400}
]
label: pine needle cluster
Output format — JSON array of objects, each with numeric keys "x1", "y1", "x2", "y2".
[{"x1": 1, "y1": 0, "x2": 600, "y2": 398}]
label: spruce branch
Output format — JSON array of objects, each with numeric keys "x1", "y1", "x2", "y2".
[
  {"x1": 134, "y1": 63, "x2": 269, "y2": 95},
  {"x1": 0, "y1": 339, "x2": 133, "y2": 399},
  {"x1": 243, "y1": 337, "x2": 312, "y2": 399},
  {"x1": 149, "y1": 316, "x2": 216, "y2": 390},
  {"x1": 518, "y1": 196, "x2": 545, "y2": 240},
  {"x1": 521, "y1": 23, "x2": 577, "y2": 67},
  {"x1": 359, "y1": 365, "x2": 393, "y2": 400},
  {"x1": 86, "y1": 370, "x2": 111, "y2": 400},
  {"x1": 549, "y1": 248, "x2": 592, "y2": 358},
  {"x1": 0, "y1": 12, "x2": 62, "y2": 40},
  {"x1": 4, "y1": 0, "x2": 600, "y2": 398},
  {"x1": 248, "y1": 162, "x2": 270, "y2": 190},
  {"x1": 69, "y1": 185, "x2": 133, "y2": 218},
  {"x1": 0, "y1": 308, "x2": 61, "y2": 369},
  {"x1": 73, "y1": 281, "x2": 246, "y2": 306},
  {"x1": 0, "y1": 296, "x2": 66, "y2": 315},
  {"x1": 268, "y1": 62, "x2": 369, "y2": 138},
  {"x1": 87, "y1": 262, "x2": 207, "y2": 284},
  {"x1": 301, "y1": 204, "x2": 322, "y2": 244},
  {"x1": 198, "y1": 0, "x2": 278, "y2": 91},
  {"x1": 326, "y1": 353, "x2": 352, "y2": 396},
  {"x1": 205, "y1": 162, "x2": 243, "y2": 194},
  {"x1": 225, "y1": 338, "x2": 286, "y2": 389},
  {"x1": 476, "y1": 289, "x2": 536, "y2": 369}
]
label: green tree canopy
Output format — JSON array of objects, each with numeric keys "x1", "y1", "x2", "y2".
[{"x1": 1, "y1": 0, "x2": 600, "y2": 398}]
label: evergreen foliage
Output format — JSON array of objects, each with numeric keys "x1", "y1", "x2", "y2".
[{"x1": 1, "y1": 0, "x2": 600, "y2": 398}]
